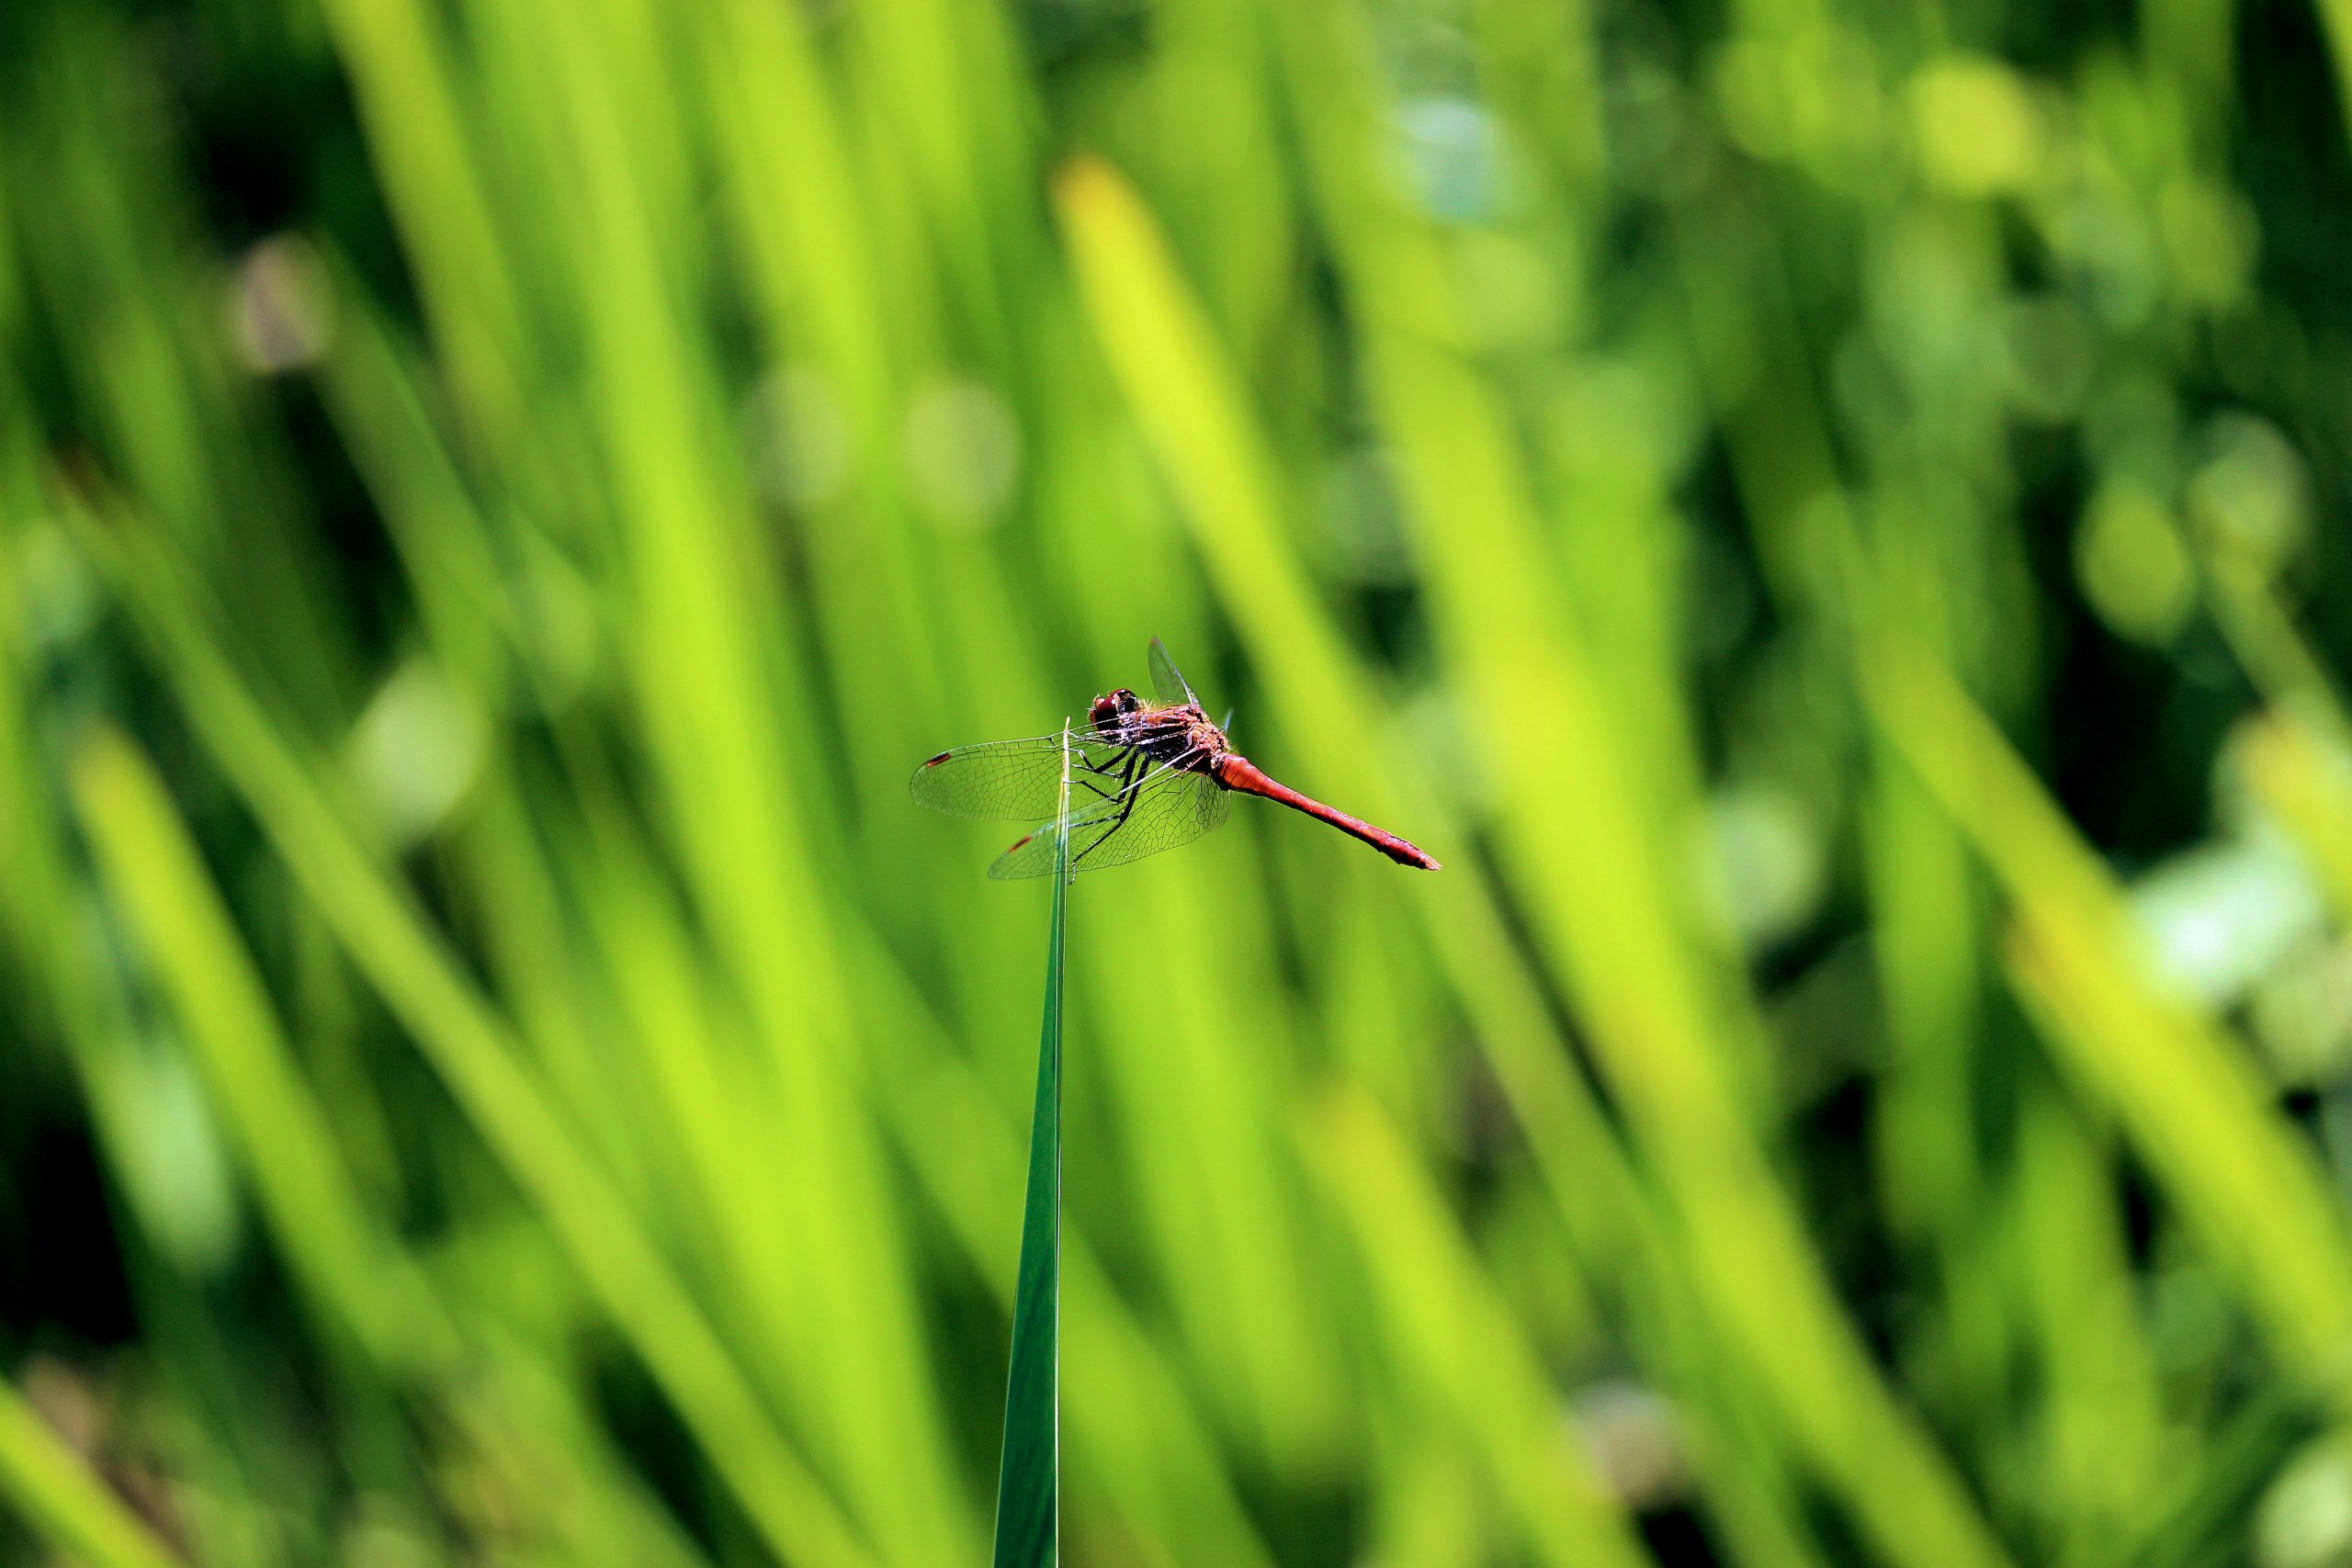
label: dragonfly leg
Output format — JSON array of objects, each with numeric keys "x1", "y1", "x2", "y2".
[
  {"x1": 1071, "y1": 751, "x2": 1127, "y2": 804},
  {"x1": 1072, "y1": 750, "x2": 1148, "y2": 864},
  {"x1": 1072, "y1": 742, "x2": 1212, "y2": 867}
]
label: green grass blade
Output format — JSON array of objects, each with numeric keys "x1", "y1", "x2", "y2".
[
  {"x1": 993, "y1": 734, "x2": 1071, "y2": 1568},
  {"x1": 311, "y1": 0, "x2": 526, "y2": 435},
  {"x1": 1866, "y1": 637, "x2": 2352, "y2": 1371},
  {"x1": 66, "y1": 725, "x2": 458, "y2": 1376},
  {"x1": 1307, "y1": 1088, "x2": 1649, "y2": 1568},
  {"x1": 71, "y1": 502, "x2": 880, "y2": 1568},
  {"x1": 859, "y1": 937, "x2": 1277, "y2": 1568},
  {"x1": 0, "y1": 1377, "x2": 180, "y2": 1568}
]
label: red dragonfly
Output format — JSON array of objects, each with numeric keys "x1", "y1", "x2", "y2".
[{"x1": 911, "y1": 638, "x2": 1440, "y2": 879}]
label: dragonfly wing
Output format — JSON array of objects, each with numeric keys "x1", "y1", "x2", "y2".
[
  {"x1": 910, "y1": 731, "x2": 1147, "y2": 820},
  {"x1": 1147, "y1": 637, "x2": 1201, "y2": 708},
  {"x1": 989, "y1": 768, "x2": 1227, "y2": 879},
  {"x1": 1196, "y1": 773, "x2": 1232, "y2": 835}
]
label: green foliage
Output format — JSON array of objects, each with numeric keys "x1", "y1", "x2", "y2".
[
  {"x1": 3, "y1": 0, "x2": 2352, "y2": 1562},
  {"x1": 993, "y1": 773, "x2": 1069, "y2": 1568}
]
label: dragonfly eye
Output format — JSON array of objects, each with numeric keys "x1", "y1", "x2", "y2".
[{"x1": 1091, "y1": 689, "x2": 1141, "y2": 728}]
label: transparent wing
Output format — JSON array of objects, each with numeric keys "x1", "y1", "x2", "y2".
[
  {"x1": 988, "y1": 767, "x2": 1230, "y2": 880},
  {"x1": 910, "y1": 730, "x2": 1153, "y2": 820},
  {"x1": 1147, "y1": 637, "x2": 1200, "y2": 708}
]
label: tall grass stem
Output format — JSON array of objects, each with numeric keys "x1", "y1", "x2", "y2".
[{"x1": 991, "y1": 722, "x2": 1072, "y2": 1567}]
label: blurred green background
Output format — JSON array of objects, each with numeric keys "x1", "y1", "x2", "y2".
[{"x1": 6, "y1": 0, "x2": 2352, "y2": 1562}]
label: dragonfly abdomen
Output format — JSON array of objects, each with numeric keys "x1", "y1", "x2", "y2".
[{"x1": 1211, "y1": 754, "x2": 1441, "y2": 870}]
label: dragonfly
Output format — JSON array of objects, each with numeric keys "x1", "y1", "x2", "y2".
[{"x1": 911, "y1": 638, "x2": 1440, "y2": 879}]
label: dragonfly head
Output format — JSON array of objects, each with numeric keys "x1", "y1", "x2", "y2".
[{"x1": 1090, "y1": 688, "x2": 1143, "y2": 730}]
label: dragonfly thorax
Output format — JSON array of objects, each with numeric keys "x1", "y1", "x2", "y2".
[{"x1": 1088, "y1": 688, "x2": 1227, "y2": 774}]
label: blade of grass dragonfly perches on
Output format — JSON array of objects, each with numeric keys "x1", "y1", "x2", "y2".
[{"x1": 991, "y1": 723, "x2": 1071, "y2": 1567}]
